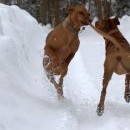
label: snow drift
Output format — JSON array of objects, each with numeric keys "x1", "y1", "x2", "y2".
[{"x1": 0, "y1": 3, "x2": 130, "y2": 130}]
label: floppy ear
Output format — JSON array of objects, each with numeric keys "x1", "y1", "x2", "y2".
[
  {"x1": 67, "y1": 5, "x2": 75, "y2": 14},
  {"x1": 113, "y1": 17, "x2": 120, "y2": 25}
]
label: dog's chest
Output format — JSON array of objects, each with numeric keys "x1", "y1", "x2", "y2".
[
  {"x1": 67, "y1": 34, "x2": 80, "y2": 53},
  {"x1": 57, "y1": 36, "x2": 79, "y2": 61},
  {"x1": 59, "y1": 39, "x2": 79, "y2": 57},
  {"x1": 69, "y1": 39, "x2": 79, "y2": 53}
]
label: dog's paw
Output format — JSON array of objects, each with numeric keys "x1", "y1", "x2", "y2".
[
  {"x1": 124, "y1": 92, "x2": 130, "y2": 103},
  {"x1": 57, "y1": 94, "x2": 64, "y2": 100},
  {"x1": 96, "y1": 106, "x2": 104, "y2": 116}
]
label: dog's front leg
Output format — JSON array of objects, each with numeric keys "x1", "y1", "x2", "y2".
[
  {"x1": 97, "y1": 59, "x2": 114, "y2": 116},
  {"x1": 124, "y1": 74, "x2": 130, "y2": 103}
]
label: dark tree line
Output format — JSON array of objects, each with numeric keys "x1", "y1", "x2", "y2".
[
  {"x1": 0, "y1": 0, "x2": 130, "y2": 26},
  {"x1": 38, "y1": 0, "x2": 88, "y2": 27}
]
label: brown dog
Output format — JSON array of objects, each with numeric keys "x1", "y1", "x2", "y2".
[
  {"x1": 94, "y1": 17, "x2": 130, "y2": 116},
  {"x1": 43, "y1": 3, "x2": 91, "y2": 98}
]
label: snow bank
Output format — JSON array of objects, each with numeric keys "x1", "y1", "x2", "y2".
[{"x1": 0, "y1": 4, "x2": 60, "y2": 130}]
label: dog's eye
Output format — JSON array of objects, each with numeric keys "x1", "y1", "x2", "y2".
[{"x1": 79, "y1": 12, "x2": 84, "y2": 15}]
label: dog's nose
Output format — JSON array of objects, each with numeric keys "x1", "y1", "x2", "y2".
[
  {"x1": 89, "y1": 19, "x2": 92, "y2": 23},
  {"x1": 86, "y1": 19, "x2": 92, "y2": 25}
]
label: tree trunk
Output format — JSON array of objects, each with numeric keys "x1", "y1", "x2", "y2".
[
  {"x1": 104, "y1": 0, "x2": 112, "y2": 18},
  {"x1": 53, "y1": 0, "x2": 60, "y2": 27},
  {"x1": 80, "y1": 0, "x2": 87, "y2": 4},
  {"x1": 39, "y1": 0, "x2": 48, "y2": 25},
  {"x1": 95, "y1": 0, "x2": 103, "y2": 20},
  {"x1": 0, "y1": 0, "x2": 6, "y2": 3},
  {"x1": 95, "y1": 0, "x2": 112, "y2": 20}
]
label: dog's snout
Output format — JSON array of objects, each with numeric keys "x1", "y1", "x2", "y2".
[
  {"x1": 89, "y1": 19, "x2": 92, "y2": 23},
  {"x1": 84, "y1": 13, "x2": 92, "y2": 24}
]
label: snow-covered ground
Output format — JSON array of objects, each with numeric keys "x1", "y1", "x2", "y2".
[{"x1": 0, "y1": 3, "x2": 130, "y2": 130}]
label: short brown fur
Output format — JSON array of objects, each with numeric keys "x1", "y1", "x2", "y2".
[
  {"x1": 43, "y1": 3, "x2": 91, "y2": 98},
  {"x1": 95, "y1": 17, "x2": 130, "y2": 116}
]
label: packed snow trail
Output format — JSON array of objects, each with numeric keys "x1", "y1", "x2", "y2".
[{"x1": 0, "y1": 4, "x2": 130, "y2": 130}]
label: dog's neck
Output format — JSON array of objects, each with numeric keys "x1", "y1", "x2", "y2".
[
  {"x1": 105, "y1": 28, "x2": 130, "y2": 51},
  {"x1": 108, "y1": 28, "x2": 119, "y2": 35},
  {"x1": 63, "y1": 17, "x2": 80, "y2": 33}
]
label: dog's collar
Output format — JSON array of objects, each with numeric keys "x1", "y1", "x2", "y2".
[{"x1": 63, "y1": 18, "x2": 80, "y2": 33}]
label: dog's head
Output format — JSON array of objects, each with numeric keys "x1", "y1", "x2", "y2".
[
  {"x1": 95, "y1": 17, "x2": 120, "y2": 33},
  {"x1": 67, "y1": 3, "x2": 91, "y2": 28}
]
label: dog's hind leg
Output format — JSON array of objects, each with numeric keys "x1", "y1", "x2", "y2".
[
  {"x1": 56, "y1": 68, "x2": 68, "y2": 99},
  {"x1": 49, "y1": 73, "x2": 63, "y2": 98},
  {"x1": 124, "y1": 74, "x2": 130, "y2": 103},
  {"x1": 45, "y1": 69, "x2": 64, "y2": 99},
  {"x1": 46, "y1": 68, "x2": 68, "y2": 99},
  {"x1": 43, "y1": 56, "x2": 61, "y2": 98}
]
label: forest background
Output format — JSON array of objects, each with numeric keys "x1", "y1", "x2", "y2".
[{"x1": 0, "y1": 0, "x2": 130, "y2": 27}]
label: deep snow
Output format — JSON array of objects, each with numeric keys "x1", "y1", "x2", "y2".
[{"x1": 0, "y1": 3, "x2": 130, "y2": 130}]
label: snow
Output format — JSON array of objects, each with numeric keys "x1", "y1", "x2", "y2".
[{"x1": 0, "y1": 3, "x2": 130, "y2": 130}]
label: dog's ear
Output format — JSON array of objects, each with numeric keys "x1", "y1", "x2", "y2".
[
  {"x1": 113, "y1": 17, "x2": 120, "y2": 25},
  {"x1": 67, "y1": 5, "x2": 75, "y2": 14}
]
